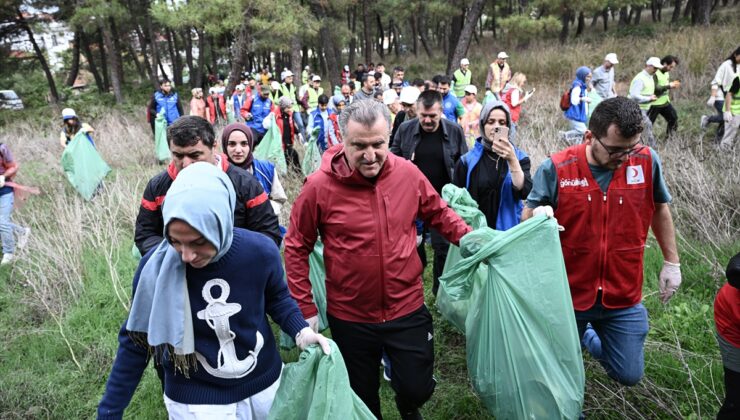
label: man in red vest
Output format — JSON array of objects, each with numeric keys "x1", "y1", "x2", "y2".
[{"x1": 522, "y1": 97, "x2": 681, "y2": 386}]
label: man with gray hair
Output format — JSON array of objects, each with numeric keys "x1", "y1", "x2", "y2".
[{"x1": 285, "y1": 99, "x2": 471, "y2": 420}]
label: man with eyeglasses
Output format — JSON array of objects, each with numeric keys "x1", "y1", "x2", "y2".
[{"x1": 522, "y1": 97, "x2": 681, "y2": 388}]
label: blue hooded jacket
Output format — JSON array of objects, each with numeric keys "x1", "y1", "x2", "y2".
[{"x1": 564, "y1": 66, "x2": 591, "y2": 123}]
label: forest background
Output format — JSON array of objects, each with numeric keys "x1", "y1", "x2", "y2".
[{"x1": 1, "y1": 0, "x2": 739, "y2": 419}]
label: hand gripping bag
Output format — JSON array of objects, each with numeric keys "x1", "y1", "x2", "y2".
[
  {"x1": 437, "y1": 185, "x2": 488, "y2": 332},
  {"x1": 268, "y1": 340, "x2": 375, "y2": 420},
  {"x1": 280, "y1": 239, "x2": 329, "y2": 349},
  {"x1": 254, "y1": 114, "x2": 288, "y2": 175},
  {"x1": 61, "y1": 131, "x2": 111, "y2": 201},
  {"x1": 440, "y1": 217, "x2": 585, "y2": 419},
  {"x1": 154, "y1": 110, "x2": 170, "y2": 162}
]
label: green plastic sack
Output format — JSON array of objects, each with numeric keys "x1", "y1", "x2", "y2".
[
  {"x1": 436, "y1": 185, "x2": 488, "y2": 332},
  {"x1": 440, "y1": 217, "x2": 585, "y2": 419},
  {"x1": 227, "y1": 104, "x2": 236, "y2": 124},
  {"x1": 268, "y1": 340, "x2": 375, "y2": 420},
  {"x1": 254, "y1": 114, "x2": 287, "y2": 175},
  {"x1": 61, "y1": 131, "x2": 111, "y2": 201},
  {"x1": 482, "y1": 91, "x2": 496, "y2": 106},
  {"x1": 154, "y1": 111, "x2": 170, "y2": 162},
  {"x1": 280, "y1": 239, "x2": 329, "y2": 349},
  {"x1": 586, "y1": 89, "x2": 603, "y2": 121},
  {"x1": 301, "y1": 127, "x2": 322, "y2": 177}
]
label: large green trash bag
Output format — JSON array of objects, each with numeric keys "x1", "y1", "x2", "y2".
[
  {"x1": 154, "y1": 111, "x2": 170, "y2": 162},
  {"x1": 482, "y1": 91, "x2": 496, "y2": 106},
  {"x1": 268, "y1": 340, "x2": 375, "y2": 420},
  {"x1": 436, "y1": 185, "x2": 488, "y2": 332},
  {"x1": 280, "y1": 239, "x2": 329, "y2": 349},
  {"x1": 586, "y1": 89, "x2": 603, "y2": 121},
  {"x1": 301, "y1": 127, "x2": 322, "y2": 177},
  {"x1": 440, "y1": 217, "x2": 585, "y2": 419},
  {"x1": 61, "y1": 131, "x2": 111, "y2": 201},
  {"x1": 227, "y1": 104, "x2": 236, "y2": 124},
  {"x1": 254, "y1": 114, "x2": 287, "y2": 175}
]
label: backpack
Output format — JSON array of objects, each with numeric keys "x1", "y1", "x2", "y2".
[{"x1": 559, "y1": 88, "x2": 572, "y2": 111}]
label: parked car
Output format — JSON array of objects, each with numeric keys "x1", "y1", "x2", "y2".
[{"x1": 0, "y1": 90, "x2": 24, "y2": 110}]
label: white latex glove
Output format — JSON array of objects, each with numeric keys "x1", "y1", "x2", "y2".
[
  {"x1": 295, "y1": 327, "x2": 331, "y2": 355},
  {"x1": 533, "y1": 205, "x2": 554, "y2": 218},
  {"x1": 659, "y1": 261, "x2": 682, "y2": 304},
  {"x1": 724, "y1": 112, "x2": 733, "y2": 123},
  {"x1": 416, "y1": 234, "x2": 423, "y2": 246},
  {"x1": 524, "y1": 92, "x2": 534, "y2": 102},
  {"x1": 305, "y1": 316, "x2": 319, "y2": 333},
  {"x1": 0, "y1": 175, "x2": 5, "y2": 188},
  {"x1": 706, "y1": 96, "x2": 716, "y2": 107}
]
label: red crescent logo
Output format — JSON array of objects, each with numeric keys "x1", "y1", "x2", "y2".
[{"x1": 631, "y1": 168, "x2": 639, "y2": 178}]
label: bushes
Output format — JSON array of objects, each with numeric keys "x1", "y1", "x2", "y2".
[{"x1": 498, "y1": 14, "x2": 562, "y2": 49}]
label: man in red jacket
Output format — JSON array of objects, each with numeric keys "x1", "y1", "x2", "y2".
[
  {"x1": 285, "y1": 99, "x2": 471, "y2": 420},
  {"x1": 522, "y1": 97, "x2": 681, "y2": 387}
]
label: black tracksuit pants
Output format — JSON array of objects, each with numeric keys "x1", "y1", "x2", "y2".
[
  {"x1": 718, "y1": 366, "x2": 740, "y2": 419},
  {"x1": 648, "y1": 103, "x2": 678, "y2": 137},
  {"x1": 328, "y1": 305, "x2": 436, "y2": 420}
]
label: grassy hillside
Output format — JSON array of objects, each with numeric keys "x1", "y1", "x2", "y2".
[{"x1": 1, "y1": 16, "x2": 739, "y2": 419}]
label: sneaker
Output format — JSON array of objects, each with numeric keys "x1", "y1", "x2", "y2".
[
  {"x1": 581, "y1": 323, "x2": 602, "y2": 359},
  {"x1": 700, "y1": 115, "x2": 708, "y2": 130},
  {"x1": 381, "y1": 354, "x2": 391, "y2": 382},
  {"x1": 1, "y1": 253, "x2": 14, "y2": 266},
  {"x1": 16, "y1": 227, "x2": 31, "y2": 251}
]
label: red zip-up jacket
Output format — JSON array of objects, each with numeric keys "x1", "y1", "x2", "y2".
[
  {"x1": 715, "y1": 283, "x2": 740, "y2": 347},
  {"x1": 285, "y1": 145, "x2": 471, "y2": 323},
  {"x1": 552, "y1": 144, "x2": 654, "y2": 311}
]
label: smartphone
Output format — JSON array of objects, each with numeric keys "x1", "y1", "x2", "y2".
[
  {"x1": 493, "y1": 126, "x2": 509, "y2": 143},
  {"x1": 527, "y1": 87, "x2": 536, "y2": 96}
]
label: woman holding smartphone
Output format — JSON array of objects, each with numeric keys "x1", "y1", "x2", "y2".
[{"x1": 452, "y1": 100, "x2": 532, "y2": 231}]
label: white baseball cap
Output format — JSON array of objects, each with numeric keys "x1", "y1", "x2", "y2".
[
  {"x1": 460, "y1": 58, "x2": 470, "y2": 66},
  {"x1": 497, "y1": 51, "x2": 509, "y2": 59},
  {"x1": 282, "y1": 70, "x2": 294, "y2": 80},
  {"x1": 604, "y1": 53, "x2": 619, "y2": 64},
  {"x1": 61, "y1": 108, "x2": 77, "y2": 120},
  {"x1": 646, "y1": 57, "x2": 663, "y2": 68},
  {"x1": 464, "y1": 85, "x2": 478, "y2": 95},
  {"x1": 399, "y1": 86, "x2": 421, "y2": 104},
  {"x1": 270, "y1": 81, "x2": 281, "y2": 91},
  {"x1": 383, "y1": 89, "x2": 399, "y2": 105},
  {"x1": 312, "y1": 75, "x2": 322, "y2": 82},
  {"x1": 236, "y1": 84, "x2": 245, "y2": 91}
]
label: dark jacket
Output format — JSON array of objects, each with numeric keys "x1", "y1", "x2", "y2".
[
  {"x1": 134, "y1": 156, "x2": 281, "y2": 255},
  {"x1": 390, "y1": 117, "x2": 468, "y2": 180}
]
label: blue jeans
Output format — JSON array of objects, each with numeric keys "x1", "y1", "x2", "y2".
[
  {"x1": 575, "y1": 302, "x2": 649, "y2": 386},
  {"x1": 293, "y1": 111, "x2": 307, "y2": 141},
  {"x1": 0, "y1": 192, "x2": 23, "y2": 254}
]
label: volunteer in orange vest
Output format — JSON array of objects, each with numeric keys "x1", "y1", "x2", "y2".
[
  {"x1": 715, "y1": 252, "x2": 740, "y2": 420},
  {"x1": 522, "y1": 97, "x2": 681, "y2": 387}
]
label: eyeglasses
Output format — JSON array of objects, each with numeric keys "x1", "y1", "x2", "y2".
[{"x1": 594, "y1": 137, "x2": 645, "y2": 158}]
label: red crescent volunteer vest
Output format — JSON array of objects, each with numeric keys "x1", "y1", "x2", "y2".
[{"x1": 552, "y1": 144, "x2": 654, "y2": 311}]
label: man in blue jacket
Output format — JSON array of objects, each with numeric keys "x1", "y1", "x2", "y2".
[
  {"x1": 241, "y1": 84, "x2": 273, "y2": 145},
  {"x1": 148, "y1": 79, "x2": 183, "y2": 134},
  {"x1": 437, "y1": 75, "x2": 465, "y2": 123}
]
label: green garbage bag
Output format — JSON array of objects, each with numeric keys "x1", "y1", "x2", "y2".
[
  {"x1": 440, "y1": 217, "x2": 585, "y2": 419},
  {"x1": 268, "y1": 340, "x2": 375, "y2": 420},
  {"x1": 301, "y1": 127, "x2": 322, "y2": 177},
  {"x1": 586, "y1": 89, "x2": 603, "y2": 121},
  {"x1": 61, "y1": 131, "x2": 111, "y2": 200},
  {"x1": 154, "y1": 111, "x2": 170, "y2": 162},
  {"x1": 131, "y1": 243, "x2": 142, "y2": 262},
  {"x1": 227, "y1": 104, "x2": 236, "y2": 124},
  {"x1": 437, "y1": 185, "x2": 489, "y2": 332},
  {"x1": 254, "y1": 114, "x2": 287, "y2": 175},
  {"x1": 280, "y1": 239, "x2": 329, "y2": 349},
  {"x1": 482, "y1": 91, "x2": 496, "y2": 106}
]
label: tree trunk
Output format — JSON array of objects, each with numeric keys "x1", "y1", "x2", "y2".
[
  {"x1": 602, "y1": 8, "x2": 609, "y2": 31},
  {"x1": 448, "y1": 0, "x2": 486, "y2": 74},
  {"x1": 311, "y1": 0, "x2": 342, "y2": 88},
  {"x1": 226, "y1": 9, "x2": 252, "y2": 98},
  {"x1": 684, "y1": 0, "x2": 693, "y2": 18},
  {"x1": 209, "y1": 36, "x2": 218, "y2": 79},
  {"x1": 447, "y1": 8, "x2": 465, "y2": 72},
  {"x1": 697, "y1": 0, "x2": 711, "y2": 24},
  {"x1": 183, "y1": 29, "x2": 194, "y2": 87},
  {"x1": 146, "y1": 14, "x2": 161, "y2": 83},
  {"x1": 16, "y1": 8, "x2": 59, "y2": 103},
  {"x1": 410, "y1": 16, "x2": 418, "y2": 56},
  {"x1": 97, "y1": 28, "x2": 110, "y2": 91},
  {"x1": 362, "y1": 0, "x2": 371, "y2": 64},
  {"x1": 672, "y1": 0, "x2": 683, "y2": 21},
  {"x1": 81, "y1": 31, "x2": 105, "y2": 93},
  {"x1": 591, "y1": 12, "x2": 600, "y2": 27},
  {"x1": 101, "y1": 21, "x2": 125, "y2": 103},
  {"x1": 134, "y1": 24, "x2": 156, "y2": 87},
  {"x1": 291, "y1": 36, "x2": 303, "y2": 82},
  {"x1": 559, "y1": 10, "x2": 571, "y2": 43},
  {"x1": 376, "y1": 14, "x2": 385, "y2": 59},
  {"x1": 195, "y1": 29, "x2": 206, "y2": 88},
  {"x1": 651, "y1": 0, "x2": 658, "y2": 21},
  {"x1": 417, "y1": 14, "x2": 433, "y2": 58},
  {"x1": 633, "y1": 6, "x2": 643, "y2": 24},
  {"x1": 109, "y1": 17, "x2": 125, "y2": 85},
  {"x1": 125, "y1": 34, "x2": 146, "y2": 82},
  {"x1": 166, "y1": 29, "x2": 182, "y2": 86},
  {"x1": 575, "y1": 11, "x2": 586, "y2": 36},
  {"x1": 618, "y1": 7, "x2": 630, "y2": 26},
  {"x1": 66, "y1": 29, "x2": 81, "y2": 87},
  {"x1": 393, "y1": 23, "x2": 401, "y2": 57},
  {"x1": 348, "y1": 10, "x2": 357, "y2": 69}
]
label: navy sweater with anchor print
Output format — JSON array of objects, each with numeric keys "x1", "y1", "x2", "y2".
[{"x1": 97, "y1": 228, "x2": 308, "y2": 419}]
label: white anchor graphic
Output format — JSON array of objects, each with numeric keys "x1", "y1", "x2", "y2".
[{"x1": 195, "y1": 278, "x2": 264, "y2": 379}]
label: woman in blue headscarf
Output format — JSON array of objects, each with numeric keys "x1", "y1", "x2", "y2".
[
  {"x1": 98, "y1": 162, "x2": 329, "y2": 419},
  {"x1": 561, "y1": 66, "x2": 592, "y2": 144}
]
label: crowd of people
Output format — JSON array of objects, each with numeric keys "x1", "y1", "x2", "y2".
[{"x1": 32, "y1": 45, "x2": 737, "y2": 420}]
